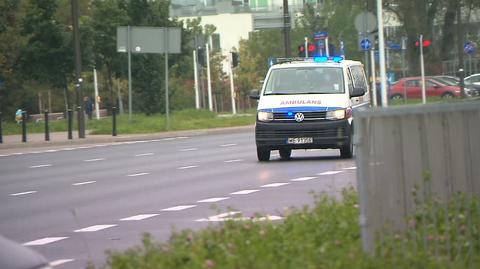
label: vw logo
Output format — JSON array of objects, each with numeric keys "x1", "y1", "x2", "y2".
[{"x1": 294, "y1": 112, "x2": 304, "y2": 122}]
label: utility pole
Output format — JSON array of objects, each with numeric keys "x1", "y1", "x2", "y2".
[
  {"x1": 283, "y1": 0, "x2": 291, "y2": 57},
  {"x1": 457, "y1": 3, "x2": 466, "y2": 98},
  {"x1": 71, "y1": 0, "x2": 85, "y2": 138}
]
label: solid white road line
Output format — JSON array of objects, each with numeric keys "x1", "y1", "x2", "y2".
[
  {"x1": 74, "y1": 224, "x2": 117, "y2": 232},
  {"x1": 224, "y1": 159, "x2": 243, "y2": 163},
  {"x1": 45, "y1": 149, "x2": 58, "y2": 153},
  {"x1": 10, "y1": 191, "x2": 37, "y2": 196},
  {"x1": 197, "y1": 197, "x2": 230, "y2": 203},
  {"x1": 29, "y1": 164, "x2": 52, "y2": 168},
  {"x1": 72, "y1": 181, "x2": 96, "y2": 186},
  {"x1": 24, "y1": 237, "x2": 68, "y2": 246},
  {"x1": 135, "y1": 153, "x2": 154, "y2": 157},
  {"x1": 220, "y1": 143, "x2": 237, "y2": 147},
  {"x1": 83, "y1": 158, "x2": 105, "y2": 162},
  {"x1": 318, "y1": 170, "x2": 343, "y2": 176},
  {"x1": 180, "y1": 148, "x2": 198, "y2": 152},
  {"x1": 120, "y1": 214, "x2": 159, "y2": 221},
  {"x1": 343, "y1": 166, "x2": 357, "y2": 170},
  {"x1": 50, "y1": 259, "x2": 75, "y2": 267},
  {"x1": 178, "y1": 165, "x2": 199, "y2": 170},
  {"x1": 230, "y1": 189, "x2": 260, "y2": 195},
  {"x1": 290, "y1": 176, "x2": 317, "y2": 182},
  {"x1": 176, "y1": 136, "x2": 189, "y2": 139},
  {"x1": 127, "y1": 172, "x2": 150, "y2": 177},
  {"x1": 161, "y1": 205, "x2": 197, "y2": 211},
  {"x1": 261, "y1": 183, "x2": 290, "y2": 188},
  {"x1": 162, "y1": 138, "x2": 176, "y2": 141}
]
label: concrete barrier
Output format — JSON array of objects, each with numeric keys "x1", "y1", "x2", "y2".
[{"x1": 355, "y1": 101, "x2": 480, "y2": 253}]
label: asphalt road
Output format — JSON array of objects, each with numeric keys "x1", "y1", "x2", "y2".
[{"x1": 0, "y1": 129, "x2": 357, "y2": 269}]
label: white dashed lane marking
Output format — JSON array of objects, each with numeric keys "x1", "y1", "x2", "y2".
[
  {"x1": 180, "y1": 148, "x2": 198, "y2": 152},
  {"x1": 50, "y1": 259, "x2": 75, "y2": 267},
  {"x1": 127, "y1": 172, "x2": 150, "y2": 177},
  {"x1": 197, "y1": 197, "x2": 230, "y2": 203},
  {"x1": 230, "y1": 189, "x2": 260, "y2": 195},
  {"x1": 10, "y1": 191, "x2": 37, "y2": 196},
  {"x1": 120, "y1": 214, "x2": 159, "y2": 221},
  {"x1": 74, "y1": 224, "x2": 117, "y2": 233},
  {"x1": 343, "y1": 166, "x2": 357, "y2": 170},
  {"x1": 72, "y1": 181, "x2": 96, "y2": 186},
  {"x1": 220, "y1": 143, "x2": 237, "y2": 147},
  {"x1": 261, "y1": 183, "x2": 290, "y2": 188},
  {"x1": 290, "y1": 176, "x2": 317, "y2": 182},
  {"x1": 178, "y1": 165, "x2": 199, "y2": 170},
  {"x1": 224, "y1": 159, "x2": 243, "y2": 163},
  {"x1": 161, "y1": 205, "x2": 197, "y2": 211},
  {"x1": 24, "y1": 237, "x2": 68, "y2": 246},
  {"x1": 29, "y1": 164, "x2": 52, "y2": 168},
  {"x1": 135, "y1": 153, "x2": 154, "y2": 157},
  {"x1": 318, "y1": 170, "x2": 343, "y2": 176},
  {"x1": 83, "y1": 158, "x2": 105, "y2": 162}
]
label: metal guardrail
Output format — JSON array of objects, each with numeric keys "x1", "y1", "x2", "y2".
[{"x1": 355, "y1": 101, "x2": 480, "y2": 253}]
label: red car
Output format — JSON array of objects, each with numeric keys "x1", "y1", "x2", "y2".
[{"x1": 389, "y1": 77, "x2": 461, "y2": 100}]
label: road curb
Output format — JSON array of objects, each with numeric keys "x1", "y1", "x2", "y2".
[{"x1": 0, "y1": 125, "x2": 254, "y2": 152}]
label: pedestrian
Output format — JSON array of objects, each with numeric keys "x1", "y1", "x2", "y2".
[
  {"x1": 15, "y1": 109, "x2": 23, "y2": 124},
  {"x1": 84, "y1": 96, "x2": 94, "y2": 120}
]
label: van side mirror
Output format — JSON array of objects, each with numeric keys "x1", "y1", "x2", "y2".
[
  {"x1": 350, "y1": 86, "x2": 366, "y2": 97},
  {"x1": 249, "y1": 89, "x2": 260, "y2": 100}
]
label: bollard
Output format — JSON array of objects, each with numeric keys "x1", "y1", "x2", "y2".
[
  {"x1": 112, "y1": 106, "x2": 117, "y2": 136},
  {"x1": 67, "y1": 109, "x2": 73, "y2": 140},
  {"x1": 21, "y1": 110, "x2": 27, "y2": 143},
  {"x1": 0, "y1": 112, "x2": 3, "y2": 144},
  {"x1": 44, "y1": 110, "x2": 50, "y2": 141}
]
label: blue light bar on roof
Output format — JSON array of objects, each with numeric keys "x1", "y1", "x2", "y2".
[{"x1": 313, "y1": 56, "x2": 344, "y2": 63}]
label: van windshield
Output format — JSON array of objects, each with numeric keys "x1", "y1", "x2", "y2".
[{"x1": 263, "y1": 67, "x2": 345, "y2": 95}]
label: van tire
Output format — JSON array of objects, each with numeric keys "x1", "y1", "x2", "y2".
[
  {"x1": 257, "y1": 147, "x2": 270, "y2": 162},
  {"x1": 279, "y1": 149, "x2": 292, "y2": 160},
  {"x1": 340, "y1": 135, "x2": 353, "y2": 159}
]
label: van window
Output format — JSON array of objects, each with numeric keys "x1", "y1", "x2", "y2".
[
  {"x1": 350, "y1": 65, "x2": 367, "y2": 89},
  {"x1": 264, "y1": 67, "x2": 344, "y2": 95}
]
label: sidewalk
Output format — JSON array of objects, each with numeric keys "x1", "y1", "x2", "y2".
[{"x1": 0, "y1": 125, "x2": 254, "y2": 153}]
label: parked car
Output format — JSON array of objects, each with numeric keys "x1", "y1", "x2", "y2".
[
  {"x1": 464, "y1": 73, "x2": 480, "y2": 96},
  {"x1": 389, "y1": 76, "x2": 461, "y2": 100},
  {"x1": 0, "y1": 235, "x2": 51, "y2": 269},
  {"x1": 432, "y1": 76, "x2": 480, "y2": 96}
]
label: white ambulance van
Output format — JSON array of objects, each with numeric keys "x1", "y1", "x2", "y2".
[{"x1": 249, "y1": 57, "x2": 370, "y2": 161}]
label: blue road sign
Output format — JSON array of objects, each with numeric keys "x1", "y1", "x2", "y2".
[
  {"x1": 314, "y1": 31, "x2": 328, "y2": 40},
  {"x1": 360, "y1": 39, "x2": 372, "y2": 50},
  {"x1": 464, "y1": 41, "x2": 477, "y2": 55}
]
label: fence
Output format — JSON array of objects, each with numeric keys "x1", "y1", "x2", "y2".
[{"x1": 355, "y1": 101, "x2": 480, "y2": 254}]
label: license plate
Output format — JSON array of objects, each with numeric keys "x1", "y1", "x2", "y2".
[{"x1": 287, "y1": 137, "x2": 313, "y2": 144}]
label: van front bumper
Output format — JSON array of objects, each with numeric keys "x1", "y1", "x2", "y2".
[{"x1": 255, "y1": 119, "x2": 351, "y2": 150}]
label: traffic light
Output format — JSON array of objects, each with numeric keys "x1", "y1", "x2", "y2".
[
  {"x1": 231, "y1": 52, "x2": 239, "y2": 67},
  {"x1": 414, "y1": 39, "x2": 431, "y2": 47},
  {"x1": 298, "y1": 44, "x2": 306, "y2": 57},
  {"x1": 197, "y1": 48, "x2": 206, "y2": 67}
]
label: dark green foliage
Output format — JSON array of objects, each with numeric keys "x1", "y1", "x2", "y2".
[{"x1": 104, "y1": 189, "x2": 480, "y2": 269}]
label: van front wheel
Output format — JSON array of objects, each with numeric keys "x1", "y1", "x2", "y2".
[
  {"x1": 340, "y1": 135, "x2": 353, "y2": 159},
  {"x1": 257, "y1": 147, "x2": 270, "y2": 162}
]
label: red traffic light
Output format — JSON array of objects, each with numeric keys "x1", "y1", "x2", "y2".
[
  {"x1": 415, "y1": 39, "x2": 431, "y2": 47},
  {"x1": 307, "y1": 43, "x2": 316, "y2": 52}
]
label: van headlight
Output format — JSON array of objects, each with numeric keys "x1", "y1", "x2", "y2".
[
  {"x1": 257, "y1": 111, "x2": 273, "y2": 122},
  {"x1": 326, "y1": 109, "x2": 348, "y2": 120}
]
